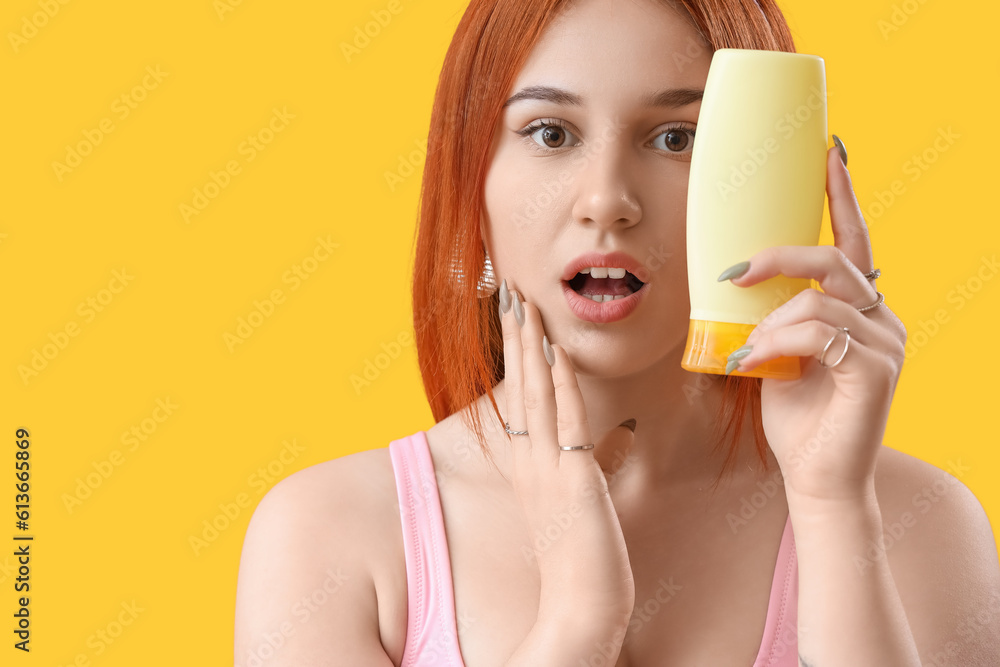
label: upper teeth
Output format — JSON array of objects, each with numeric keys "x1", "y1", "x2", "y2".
[{"x1": 579, "y1": 267, "x2": 628, "y2": 279}]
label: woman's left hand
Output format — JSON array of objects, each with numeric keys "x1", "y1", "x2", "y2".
[{"x1": 724, "y1": 142, "x2": 908, "y2": 504}]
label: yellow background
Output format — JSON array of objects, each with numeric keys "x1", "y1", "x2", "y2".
[{"x1": 2, "y1": 0, "x2": 997, "y2": 664}]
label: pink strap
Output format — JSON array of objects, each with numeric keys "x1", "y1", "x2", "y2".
[
  {"x1": 753, "y1": 513, "x2": 799, "y2": 666},
  {"x1": 389, "y1": 431, "x2": 464, "y2": 666}
]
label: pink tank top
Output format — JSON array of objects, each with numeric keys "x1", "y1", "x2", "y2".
[{"x1": 389, "y1": 430, "x2": 799, "y2": 666}]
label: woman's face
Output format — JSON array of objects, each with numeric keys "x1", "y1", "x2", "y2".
[{"x1": 483, "y1": 0, "x2": 715, "y2": 378}]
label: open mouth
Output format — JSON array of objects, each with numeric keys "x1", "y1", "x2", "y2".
[{"x1": 566, "y1": 270, "x2": 646, "y2": 302}]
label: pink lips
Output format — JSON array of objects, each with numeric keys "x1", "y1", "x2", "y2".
[
  {"x1": 561, "y1": 280, "x2": 649, "y2": 323},
  {"x1": 560, "y1": 251, "x2": 650, "y2": 323}
]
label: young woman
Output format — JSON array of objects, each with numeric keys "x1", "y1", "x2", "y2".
[{"x1": 234, "y1": 0, "x2": 1000, "y2": 665}]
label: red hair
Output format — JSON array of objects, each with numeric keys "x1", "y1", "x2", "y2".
[{"x1": 411, "y1": 0, "x2": 797, "y2": 488}]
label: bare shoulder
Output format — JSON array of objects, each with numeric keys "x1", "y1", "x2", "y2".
[
  {"x1": 241, "y1": 446, "x2": 400, "y2": 567},
  {"x1": 235, "y1": 447, "x2": 401, "y2": 667},
  {"x1": 870, "y1": 446, "x2": 1000, "y2": 664}
]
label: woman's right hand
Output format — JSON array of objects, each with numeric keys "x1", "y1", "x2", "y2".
[{"x1": 498, "y1": 278, "x2": 637, "y2": 632}]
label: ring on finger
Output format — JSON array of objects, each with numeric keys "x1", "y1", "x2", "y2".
[
  {"x1": 818, "y1": 326, "x2": 851, "y2": 368},
  {"x1": 857, "y1": 290, "x2": 885, "y2": 313},
  {"x1": 559, "y1": 443, "x2": 595, "y2": 451},
  {"x1": 504, "y1": 421, "x2": 529, "y2": 436}
]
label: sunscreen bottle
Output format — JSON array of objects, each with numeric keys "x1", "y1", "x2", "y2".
[{"x1": 681, "y1": 48, "x2": 828, "y2": 379}]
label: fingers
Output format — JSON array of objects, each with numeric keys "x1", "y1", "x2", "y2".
[
  {"x1": 727, "y1": 244, "x2": 877, "y2": 310},
  {"x1": 499, "y1": 281, "x2": 599, "y2": 477},
  {"x1": 548, "y1": 342, "x2": 598, "y2": 474},
  {"x1": 500, "y1": 285, "x2": 531, "y2": 466},
  {"x1": 744, "y1": 288, "x2": 886, "y2": 351},
  {"x1": 733, "y1": 318, "x2": 887, "y2": 383},
  {"x1": 517, "y1": 295, "x2": 561, "y2": 469},
  {"x1": 825, "y1": 143, "x2": 876, "y2": 280},
  {"x1": 737, "y1": 288, "x2": 905, "y2": 376}
]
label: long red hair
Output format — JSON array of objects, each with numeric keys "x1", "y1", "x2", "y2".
[{"x1": 411, "y1": 0, "x2": 797, "y2": 488}]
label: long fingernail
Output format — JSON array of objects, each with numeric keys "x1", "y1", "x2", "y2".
[
  {"x1": 542, "y1": 335, "x2": 555, "y2": 366},
  {"x1": 717, "y1": 260, "x2": 751, "y2": 282},
  {"x1": 833, "y1": 134, "x2": 848, "y2": 167},
  {"x1": 512, "y1": 291, "x2": 525, "y2": 327},
  {"x1": 724, "y1": 344, "x2": 753, "y2": 375},
  {"x1": 727, "y1": 344, "x2": 753, "y2": 362},
  {"x1": 618, "y1": 417, "x2": 637, "y2": 432},
  {"x1": 499, "y1": 278, "x2": 511, "y2": 316}
]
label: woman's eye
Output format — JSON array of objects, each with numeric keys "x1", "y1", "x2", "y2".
[
  {"x1": 652, "y1": 127, "x2": 695, "y2": 153},
  {"x1": 522, "y1": 122, "x2": 579, "y2": 150}
]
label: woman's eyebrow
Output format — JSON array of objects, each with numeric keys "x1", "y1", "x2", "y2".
[{"x1": 502, "y1": 85, "x2": 703, "y2": 108}]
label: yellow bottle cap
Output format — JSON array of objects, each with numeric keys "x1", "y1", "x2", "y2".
[{"x1": 680, "y1": 319, "x2": 801, "y2": 379}]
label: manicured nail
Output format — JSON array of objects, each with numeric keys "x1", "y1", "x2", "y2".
[
  {"x1": 725, "y1": 344, "x2": 753, "y2": 375},
  {"x1": 727, "y1": 344, "x2": 753, "y2": 362},
  {"x1": 499, "y1": 278, "x2": 511, "y2": 315},
  {"x1": 512, "y1": 291, "x2": 525, "y2": 327},
  {"x1": 618, "y1": 418, "x2": 637, "y2": 432},
  {"x1": 717, "y1": 260, "x2": 751, "y2": 282},
  {"x1": 542, "y1": 335, "x2": 555, "y2": 366},
  {"x1": 832, "y1": 134, "x2": 848, "y2": 167}
]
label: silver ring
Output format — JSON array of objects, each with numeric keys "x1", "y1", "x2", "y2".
[
  {"x1": 504, "y1": 421, "x2": 528, "y2": 436},
  {"x1": 863, "y1": 268, "x2": 881, "y2": 281},
  {"x1": 818, "y1": 327, "x2": 851, "y2": 368},
  {"x1": 857, "y1": 291, "x2": 884, "y2": 313},
  {"x1": 559, "y1": 443, "x2": 595, "y2": 451}
]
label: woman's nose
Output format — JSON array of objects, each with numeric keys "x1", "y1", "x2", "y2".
[{"x1": 570, "y1": 137, "x2": 642, "y2": 231}]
